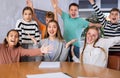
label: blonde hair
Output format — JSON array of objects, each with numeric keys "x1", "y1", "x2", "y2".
[{"x1": 80, "y1": 26, "x2": 107, "y2": 64}]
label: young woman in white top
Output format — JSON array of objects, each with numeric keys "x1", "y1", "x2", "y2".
[{"x1": 71, "y1": 26, "x2": 120, "y2": 67}]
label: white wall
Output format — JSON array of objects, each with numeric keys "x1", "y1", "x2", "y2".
[
  {"x1": 0, "y1": 0, "x2": 25, "y2": 42},
  {"x1": 0, "y1": 0, "x2": 78, "y2": 43}
]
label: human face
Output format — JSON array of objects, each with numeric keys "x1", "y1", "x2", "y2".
[
  {"x1": 23, "y1": 10, "x2": 32, "y2": 22},
  {"x1": 6, "y1": 31, "x2": 19, "y2": 47},
  {"x1": 69, "y1": 6, "x2": 79, "y2": 18},
  {"x1": 45, "y1": 17, "x2": 53, "y2": 24},
  {"x1": 47, "y1": 22, "x2": 57, "y2": 38},
  {"x1": 109, "y1": 11, "x2": 120, "y2": 24},
  {"x1": 86, "y1": 29, "x2": 99, "y2": 44}
]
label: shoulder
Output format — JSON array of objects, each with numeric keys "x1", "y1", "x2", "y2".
[
  {"x1": 62, "y1": 11, "x2": 69, "y2": 17},
  {"x1": 16, "y1": 19, "x2": 23, "y2": 24},
  {"x1": 31, "y1": 20, "x2": 38, "y2": 25}
]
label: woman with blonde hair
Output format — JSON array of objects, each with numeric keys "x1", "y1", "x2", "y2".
[{"x1": 72, "y1": 26, "x2": 120, "y2": 67}]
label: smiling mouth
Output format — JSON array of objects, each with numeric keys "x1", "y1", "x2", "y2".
[
  {"x1": 72, "y1": 14, "x2": 75, "y2": 17},
  {"x1": 11, "y1": 40, "x2": 15, "y2": 42},
  {"x1": 112, "y1": 18, "x2": 116, "y2": 20},
  {"x1": 49, "y1": 31, "x2": 54, "y2": 34}
]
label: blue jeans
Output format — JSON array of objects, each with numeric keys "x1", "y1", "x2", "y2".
[{"x1": 68, "y1": 45, "x2": 80, "y2": 62}]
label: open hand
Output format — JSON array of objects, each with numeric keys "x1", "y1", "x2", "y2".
[
  {"x1": 26, "y1": 0, "x2": 33, "y2": 9},
  {"x1": 66, "y1": 39, "x2": 77, "y2": 48},
  {"x1": 51, "y1": 0, "x2": 58, "y2": 8},
  {"x1": 40, "y1": 44, "x2": 53, "y2": 54},
  {"x1": 88, "y1": 0, "x2": 95, "y2": 4}
]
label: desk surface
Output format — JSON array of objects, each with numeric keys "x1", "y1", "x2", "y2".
[{"x1": 0, "y1": 62, "x2": 120, "y2": 78}]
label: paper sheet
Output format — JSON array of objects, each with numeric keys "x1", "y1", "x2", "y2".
[
  {"x1": 77, "y1": 77, "x2": 99, "y2": 78},
  {"x1": 39, "y1": 62, "x2": 60, "y2": 68},
  {"x1": 26, "y1": 72, "x2": 72, "y2": 78}
]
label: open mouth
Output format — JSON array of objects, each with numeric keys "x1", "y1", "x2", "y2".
[
  {"x1": 112, "y1": 18, "x2": 116, "y2": 21},
  {"x1": 49, "y1": 31, "x2": 54, "y2": 34},
  {"x1": 10, "y1": 40, "x2": 15, "y2": 43},
  {"x1": 72, "y1": 14, "x2": 75, "y2": 17}
]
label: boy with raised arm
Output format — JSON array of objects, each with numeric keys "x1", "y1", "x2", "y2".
[
  {"x1": 88, "y1": 0, "x2": 120, "y2": 37},
  {"x1": 51, "y1": 0, "x2": 101, "y2": 61}
]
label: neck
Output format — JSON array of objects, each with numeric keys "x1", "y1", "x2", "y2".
[
  {"x1": 87, "y1": 43, "x2": 94, "y2": 46},
  {"x1": 7, "y1": 45, "x2": 14, "y2": 48},
  {"x1": 49, "y1": 36, "x2": 56, "y2": 41}
]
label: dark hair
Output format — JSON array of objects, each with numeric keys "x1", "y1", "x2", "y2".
[
  {"x1": 69, "y1": 3, "x2": 79, "y2": 10},
  {"x1": 45, "y1": 11, "x2": 54, "y2": 20},
  {"x1": 22, "y1": 6, "x2": 33, "y2": 15},
  {"x1": 3, "y1": 29, "x2": 20, "y2": 48},
  {"x1": 110, "y1": 8, "x2": 120, "y2": 14},
  {"x1": 80, "y1": 26, "x2": 107, "y2": 63},
  {"x1": 44, "y1": 20, "x2": 64, "y2": 41}
]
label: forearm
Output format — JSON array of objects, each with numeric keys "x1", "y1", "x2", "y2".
[
  {"x1": 91, "y1": 3, "x2": 106, "y2": 26},
  {"x1": 56, "y1": 7, "x2": 62, "y2": 16},
  {"x1": 21, "y1": 48, "x2": 43, "y2": 56},
  {"x1": 54, "y1": 8, "x2": 58, "y2": 21},
  {"x1": 89, "y1": 22, "x2": 102, "y2": 27}
]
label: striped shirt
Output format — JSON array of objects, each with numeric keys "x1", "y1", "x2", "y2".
[
  {"x1": 92, "y1": 3, "x2": 120, "y2": 37},
  {"x1": 15, "y1": 19, "x2": 40, "y2": 44}
]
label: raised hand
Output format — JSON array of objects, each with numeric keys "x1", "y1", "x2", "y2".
[
  {"x1": 88, "y1": 0, "x2": 95, "y2": 5},
  {"x1": 26, "y1": 0, "x2": 33, "y2": 9},
  {"x1": 51, "y1": 0, "x2": 58, "y2": 8},
  {"x1": 40, "y1": 44, "x2": 53, "y2": 54},
  {"x1": 65, "y1": 39, "x2": 77, "y2": 48}
]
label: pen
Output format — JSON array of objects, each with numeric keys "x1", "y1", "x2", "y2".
[{"x1": 64, "y1": 73, "x2": 72, "y2": 78}]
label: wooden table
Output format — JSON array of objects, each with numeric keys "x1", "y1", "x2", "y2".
[{"x1": 0, "y1": 62, "x2": 120, "y2": 78}]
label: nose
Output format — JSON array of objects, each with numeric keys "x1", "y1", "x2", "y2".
[{"x1": 12, "y1": 36, "x2": 16, "y2": 39}]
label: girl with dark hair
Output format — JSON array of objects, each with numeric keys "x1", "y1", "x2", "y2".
[
  {"x1": 15, "y1": 6, "x2": 40, "y2": 62},
  {"x1": 0, "y1": 29, "x2": 50, "y2": 64},
  {"x1": 71, "y1": 26, "x2": 120, "y2": 67}
]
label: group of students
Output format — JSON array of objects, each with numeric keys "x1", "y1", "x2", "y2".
[{"x1": 0, "y1": 0, "x2": 120, "y2": 68}]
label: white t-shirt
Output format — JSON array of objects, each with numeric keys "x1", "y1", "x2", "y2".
[{"x1": 73, "y1": 37, "x2": 120, "y2": 67}]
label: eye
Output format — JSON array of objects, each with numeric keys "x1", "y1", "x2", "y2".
[
  {"x1": 10, "y1": 35, "x2": 13, "y2": 37},
  {"x1": 29, "y1": 13, "x2": 32, "y2": 15}
]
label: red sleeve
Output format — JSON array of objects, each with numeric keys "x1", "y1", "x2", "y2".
[{"x1": 19, "y1": 47, "x2": 43, "y2": 56}]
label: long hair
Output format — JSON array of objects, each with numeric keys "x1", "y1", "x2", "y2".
[
  {"x1": 3, "y1": 29, "x2": 20, "y2": 48},
  {"x1": 80, "y1": 26, "x2": 107, "y2": 64},
  {"x1": 44, "y1": 20, "x2": 64, "y2": 41}
]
